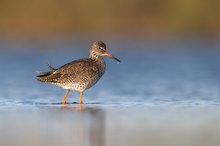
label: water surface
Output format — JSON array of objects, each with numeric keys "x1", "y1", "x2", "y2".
[{"x1": 0, "y1": 40, "x2": 220, "y2": 146}]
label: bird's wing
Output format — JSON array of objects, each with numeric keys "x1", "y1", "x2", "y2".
[
  {"x1": 37, "y1": 58, "x2": 99, "y2": 84},
  {"x1": 52, "y1": 59, "x2": 99, "y2": 84}
]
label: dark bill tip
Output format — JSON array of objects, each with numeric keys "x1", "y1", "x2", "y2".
[{"x1": 112, "y1": 56, "x2": 121, "y2": 63}]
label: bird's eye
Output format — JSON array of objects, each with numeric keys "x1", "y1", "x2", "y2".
[{"x1": 99, "y1": 47, "x2": 104, "y2": 50}]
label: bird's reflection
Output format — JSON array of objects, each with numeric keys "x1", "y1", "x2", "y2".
[
  {"x1": 57, "y1": 104, "x2": 106, "y2": 146},
  {"x1": 59, "y1": 103, "x2": 86, "y2": 111}
]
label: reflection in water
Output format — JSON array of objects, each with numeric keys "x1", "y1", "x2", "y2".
[
  {"x1": 1, "y1": 104, "x2": 220, "y2": 146},
  {"x1": 54, "y1": 104, "x2": 106, "y2": 146},
  {"x1": 0, "y1": 104, "x2": 106, "y2": 146},
  {"x1": 88, "y1": 107, "x2": 105, "y2": 146}
]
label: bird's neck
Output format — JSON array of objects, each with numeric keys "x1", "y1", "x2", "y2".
[
  {"x1": 89, "y1": 54, "x2": 106, "y2": 72},
  {"x1": 90, "y1": 55, "x2": 105, "y2": 63},
  {"x1": 89, "y1": 52, "x2": 104, "y2": 62},
  {"x1": 89, "y1": 53, "x2": 99, "y2": 60}
]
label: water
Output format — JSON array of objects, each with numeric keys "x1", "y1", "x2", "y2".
[{"x1": 0, "y1": 39, "x2": 220, "y2": 146}]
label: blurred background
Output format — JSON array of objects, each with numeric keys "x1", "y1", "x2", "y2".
[
  {"x1": 0, "y1": 0, "x2": 219, "y2": 52},
  {"x1": 0, "y1": 0, "x2": 220, "y2": 146},
  {"x1": 0, "y1": 0, "x2": 220, "y2": 35}
]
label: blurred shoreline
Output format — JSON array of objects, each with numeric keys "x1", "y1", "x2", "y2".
[
  {"x1": 0, "y1": 33, "x2": 219, "y2": 53},
  {"x1": 0, "y1": 0, "x2": 219, "y2": 37}
]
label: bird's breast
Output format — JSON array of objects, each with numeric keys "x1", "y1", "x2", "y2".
[{"x1": 54, "y1": 58, "x2": 106, "y2": 91}]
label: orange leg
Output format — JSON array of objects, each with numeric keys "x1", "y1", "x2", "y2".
[
  {"x1": 61, "y1": 89, "x2": 70, "y2": 104},
  {"x1": 79, "y1": 92, "x2": 83, "y2": 104}
]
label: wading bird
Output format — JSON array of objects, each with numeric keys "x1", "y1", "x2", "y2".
[{"x1": 36, "y1": 41, "x2": 120, "y2": 104}]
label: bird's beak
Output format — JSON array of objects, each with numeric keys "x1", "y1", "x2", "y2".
[{"x1": 103, "y1": 51, "x2": 121, "y2": 63}]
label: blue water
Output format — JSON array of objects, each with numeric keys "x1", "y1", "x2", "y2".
[
  {"x1": 0, "y1": 40, "x2": 220, "y2": 146},
  {"x1": 1, "y1": 45, "x2": 220, "y2": 107}
]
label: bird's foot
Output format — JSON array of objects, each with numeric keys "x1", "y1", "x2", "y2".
[{"x1": 61, "y1": 100, "x2": 66, "y2": 104}]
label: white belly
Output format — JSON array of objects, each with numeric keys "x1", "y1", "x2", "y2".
[{"x1": 52, "y1": 82, "x2": 90, "y2": 92}]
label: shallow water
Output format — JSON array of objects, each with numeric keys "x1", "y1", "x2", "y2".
[{"x1": 0, "y1": 40, "x2": 220, "y2": 146}]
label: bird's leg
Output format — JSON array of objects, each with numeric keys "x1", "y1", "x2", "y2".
[
  {"x1": 61, "y1": 89, "x2": 70, "y2": 104},
  {"x1": 79, "y1": 92, "x2": 83, "y2": 104}
]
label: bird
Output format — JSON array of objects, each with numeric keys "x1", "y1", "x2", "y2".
[{"x1": 36, "y1": 41, "x2": 120, "y2": 104}]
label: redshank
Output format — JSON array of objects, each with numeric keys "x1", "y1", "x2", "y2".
[{"x1": 36, "y1": 41, "x2": 120, "y2": 104}]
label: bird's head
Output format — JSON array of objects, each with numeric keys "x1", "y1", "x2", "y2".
[{"x1": 90, "y1": 41, "x2": 121, "y2": 62}]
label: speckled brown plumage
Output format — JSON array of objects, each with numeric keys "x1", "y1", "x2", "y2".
[{"x1": 36, "y1": 41, "x2": 120, "y2": 104}]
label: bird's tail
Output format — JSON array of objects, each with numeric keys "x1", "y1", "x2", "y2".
[
  {"x1": 36, "y1": 71, "x2": 53, "y2": 77},
  {"x1": 36, "y1": 63, "x2": 58, "y2": 83},
  {"x1": 36, "y1": 71, "x2": 53, "y2": 82}
]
